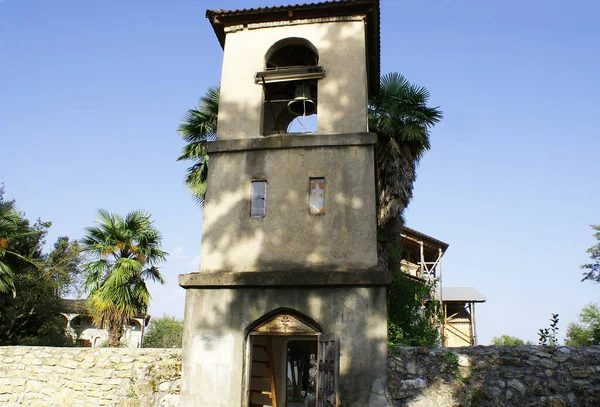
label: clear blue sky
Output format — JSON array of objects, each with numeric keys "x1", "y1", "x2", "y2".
[{"x1": 1, "y1": 0, "x2": 598, "y2": 345}]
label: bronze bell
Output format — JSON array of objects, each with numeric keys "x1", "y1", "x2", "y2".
[{"x1": 287, "y1": 82, "x2": 316, "y2": 116}]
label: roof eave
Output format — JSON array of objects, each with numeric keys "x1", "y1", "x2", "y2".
[
  {"x1": 206, "y1": 0, "x2": 380, "y2": 97},
  {"x1": 401, "y1": 226, "x2": 450, "y2": 251}
]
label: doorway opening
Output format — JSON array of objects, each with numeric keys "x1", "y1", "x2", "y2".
[
  {"x1": 249, "y1": 335, "x2": 318, "y2": 407},
  {"x1": 244, "y1": 309, "x2": 338, "y2": 407},
  {"x1": 287, "y1": 340, "x2": 317, "y2": 406}
]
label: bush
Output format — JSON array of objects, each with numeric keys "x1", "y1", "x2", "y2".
[
  {"x1": 491, "y1": 335, "x2": 532, "y2": 346},
  {"x1": 143, "y1": 315, "x2": 183, "y2": 348}
]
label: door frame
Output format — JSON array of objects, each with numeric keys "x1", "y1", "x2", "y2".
[{"x1": 242, "y1": 308, "x2": 324, "y2": 407}]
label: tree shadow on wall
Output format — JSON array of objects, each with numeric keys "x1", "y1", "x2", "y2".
[{"x1": 180, "y1": 21, "x2": 386, "y2": 407}]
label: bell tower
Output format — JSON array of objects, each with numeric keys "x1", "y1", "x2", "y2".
[{"x1": 179, "y1": 2, "x2": 388, "y2": 406}]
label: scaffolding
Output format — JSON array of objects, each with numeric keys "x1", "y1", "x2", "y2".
[
  {"x1": 399, "y1": 227, "x2": 448, "y2": 303},
  {"x1": 441, "y1": 288, "x2": 487, "y2": 347},
  {"x1": 399, "y1": 227, "x2": 487, "y2": 348},
  {"x1": 399, "y1": 227, "x2": 449, "y2": 340}
]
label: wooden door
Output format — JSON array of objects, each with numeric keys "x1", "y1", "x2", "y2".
[{"x1": 317, "y1": 333, "x2": 339, "y2": 407}]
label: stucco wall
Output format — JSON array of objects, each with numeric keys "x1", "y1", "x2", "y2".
[
  {"x1": 180, "y1": 286, "x2": 388, "y2": 407},
  {"x1": 64, "y1": 316, "x2": 145, "y2": 349},
  {"x1": 0, "y1": 347, "x2": 181, "y2": 407},
  {"x1": 200, "y1": 142, "x2": 378, "y2": 273},
  {"x1": 218, "y1": 19, "x2": 368, "y2": 139}
]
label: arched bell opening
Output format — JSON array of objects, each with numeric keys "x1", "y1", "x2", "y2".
[
  {"x1": 243, "y1": 308, "x2": 321, "y2": 407},
  {"x1": 258, "y1": 38, "x2": 323, "y2": 136},
  {"x1": 265, "y1": 38, "x2": 319, "y2": 68}
]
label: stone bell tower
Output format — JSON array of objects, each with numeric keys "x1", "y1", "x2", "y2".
[{"x1": 179, "y1": 1, "x2": 388, "y2": 406}]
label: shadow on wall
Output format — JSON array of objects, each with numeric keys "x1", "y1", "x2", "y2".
[
  {"x1": 200, "y1": 21, "x2": 374, "y2": 274},
  {"x1": 182, "y1": 21, "x2": 384, "y2": 406}
]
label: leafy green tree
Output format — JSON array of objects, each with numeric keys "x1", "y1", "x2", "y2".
[
  {"x1": 177, "y1": 86, "x2": 219, "y2": 206},
  {"x1": 0, "y1": 191, "x2": 79, "y2": 346},
  {"x1": 565, "y1": 303, "x2": 600, "y2": 346},
  {"x1": 82, "y1": 209, "x2": 167, "y2": 347},
  {"x1": 491, "y1": 335, "x2": 533, "y2": 346},
  {"x1": 143, "y1": 315, "x2": 183, "y2": 348},
  {"x1": 47, "y1": 236, "x2": 85, "y2": 297},
  {"x1": 581, "y1": 224, "x2": 600, "y2": 282},
  {"x1": 0, "y1": 187, "x2": 36, "y2": 297},
  {"x1": 387, "y1": 270, "x2": 441, "y2": 347}
]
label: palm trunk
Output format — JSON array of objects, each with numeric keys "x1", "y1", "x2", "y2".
[
  {"x1": 376, "y1": 139, "x2": 417, "y2": 272},
  {"x1": 108, "y1": 322, "x2": 123, "y2": 347}
]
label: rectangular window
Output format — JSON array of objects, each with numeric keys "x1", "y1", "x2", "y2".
[
  {"x1": 251, "y1": 181, "x2": 266, "y2": 218},
  {"x1": 309, "y1": 178, "x2": 325, "y2": 215}
]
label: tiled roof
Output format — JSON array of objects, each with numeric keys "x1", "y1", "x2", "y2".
[
  {"x1": 207, "y1": 0, "x2": 376, "y2": 19},
  {"x1": 206, "y1": 0, "x2": 380, "y2": 97},
  {"x1": 59, "y1": 298, "x2": 150, "y2": 320},
  {"x1": 59, "y1": 298, "x2": 88, "y2": 314}
]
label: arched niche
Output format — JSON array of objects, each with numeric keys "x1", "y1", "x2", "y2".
[{"x1": 261, "y1": 38, "x2": 321, "y2": 135}]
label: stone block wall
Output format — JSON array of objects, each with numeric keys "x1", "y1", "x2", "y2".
[
  {"x1": 383, "y1": 345, "x2": 600, "y2": 407},
  {"x1": 3, "y1": 345, "x2": 600, "y2": 406},
  {"x1": 0, "y1": 347, "x2": 181, "y2": 407}
]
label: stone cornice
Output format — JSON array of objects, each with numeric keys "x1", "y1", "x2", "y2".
[
  {"x1": 179, "y1": 269, "x2": 390, "y2": 288},
  {"x1": 206, "y1": 132, "x2": 376, "y2": 154}
]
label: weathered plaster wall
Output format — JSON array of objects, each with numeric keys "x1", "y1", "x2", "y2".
[
  {"x1": 180, "y1": 286, "x2": 388, "y2": 407},
  {"x1": 377, "y1": 345, "x2": 600, "y2": 407},
  {"x1": 218, "y1": 19, "x2": 368, "y2": 139},
  {"x1": 0, "y1": 347, "x2": 181, "y2": 407},
  {"x1": 200, "y1": 141, "x2": 378, "y2": 273}
]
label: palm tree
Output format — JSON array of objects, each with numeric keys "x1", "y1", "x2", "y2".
[
  {"x1": 0, "y1": 193, "x2": 39, "y2": 297},
  {"x1": 177, "y1": 85, "x2": 219, "y2": 206},
  {"x1": 369, "y1": 73, "x2": 443, "y2": 227},
  {"x1": 368, "y1": 73, "x2": 442, "y2": 273},
  {"x1": 0, "y1": 199, "x2": 22, "y2": 297},
  {"x1": 81, "y1": 209, "x2": 167, "y2": 347}
]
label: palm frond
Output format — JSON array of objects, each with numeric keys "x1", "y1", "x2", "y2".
[
  {"x1": 0, "y1": 259, "x2": 16, "y2": 297},
  {"x1": 177, "y1": 85, "x2": 219, "y2": 206},
  {"x1": 177, "y1": 142, "x2": 209, "y2": 162},
  {"x1": 82, "y1": 209, "x2": 167, "y2": 345},
  {"x1": 141, "y1": 266, "x2": 165, "y2": 284},
  {"x1": 369, "y1": 73, "x2": 443, "y2": 225}
]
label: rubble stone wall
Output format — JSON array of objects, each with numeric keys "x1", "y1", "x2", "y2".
[
  {"x1": 0, "y1": 347, "x2": 181, "y2": 407},
  {"x1": 382, "y1": 345, "x2": 600, "y2": 407},
  {"x1": 3, "y1": 345, "x2": 600, "y2": 406}
]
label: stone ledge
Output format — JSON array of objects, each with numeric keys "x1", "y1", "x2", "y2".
[
  {"x1": 178, "y1": 270, "x2": 390, "y2": 288},
  {"x1": 205, "y1": 132, "x2": 377, "y2": 154}
]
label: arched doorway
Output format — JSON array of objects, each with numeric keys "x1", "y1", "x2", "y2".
[{"x1": 244, "y1": 309, "x2": 338, "y2": 407}]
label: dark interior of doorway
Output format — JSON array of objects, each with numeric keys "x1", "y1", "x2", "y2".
[
  {"x1": 287, "y1": 340, "x2": 317, "y2": 407},
  {"x1": 249, "y1": 335, "x2": 318, "y2": 407}
]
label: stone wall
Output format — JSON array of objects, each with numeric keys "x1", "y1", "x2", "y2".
[
  {"x1": 382, "y1": 345, "x2": 600, "y2": 407},
  {"x1": 0, "y1": 347, "x2": 181, "y2": 407},
  {"x1": 3, "y1": 345, "x2": 600, "y2": 406}
]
